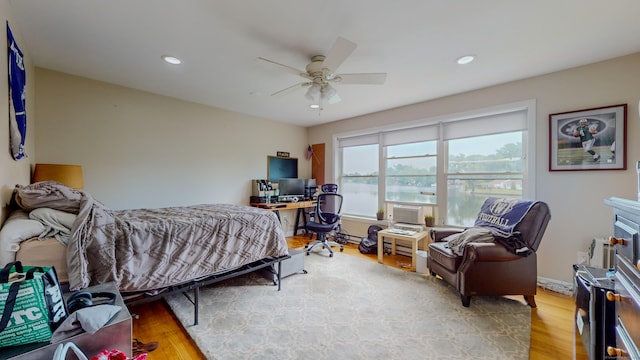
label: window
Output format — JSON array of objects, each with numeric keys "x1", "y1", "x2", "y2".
[
  {"x1": 446, "y1": 132, "x2": 524, "y2": 226},
  {"x1": 336, "y1": 100, "x2": 535, "y2": 226},
  {"x1": 340, "y1": 144, "x2": 379, "y2": 217},
  {"x1": 385, "y1": 141, "x2": 437, "y2": 204}
]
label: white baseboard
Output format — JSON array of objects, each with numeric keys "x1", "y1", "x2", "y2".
[{"x1": 537, "y1": 276, "x2": 573, "y2": 296}]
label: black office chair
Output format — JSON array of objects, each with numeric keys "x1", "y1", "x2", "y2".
[
  {"x1": 305, "y1": 192, "x2": 344, "y2": 257},
  {"x1": 320, "y1": 183, "x2": 338, "y2": 193},
  {"x1": 307, "y1": 183, "x2": 339, "y2": 240}
]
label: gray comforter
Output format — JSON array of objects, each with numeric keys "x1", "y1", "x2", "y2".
[{"x1": 14, "y1": 181, "x2": 289, "y2": 292}]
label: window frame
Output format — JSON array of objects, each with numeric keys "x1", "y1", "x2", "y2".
[{"x1": 334, "y1": 100, "x2": 537, "y2": 226}]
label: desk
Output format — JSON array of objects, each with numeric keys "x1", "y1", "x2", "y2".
[
  {"x1": 250, "y1": 201, "x2": 316, "y2": 235},
  {"x1": 377, "y1": 229, "x2": 429, "y2": 271}
]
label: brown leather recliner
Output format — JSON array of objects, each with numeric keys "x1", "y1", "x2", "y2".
[{"x1": 427, "y1": 201, "x2": 550, "y2": 307}]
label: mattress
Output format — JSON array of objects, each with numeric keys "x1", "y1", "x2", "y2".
[{"x1": 15, "y1": 237, "x2": 68, "y2": 283}]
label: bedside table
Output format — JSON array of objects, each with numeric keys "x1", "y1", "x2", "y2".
[
  {"x1": 0, "y1": 282, "x2": 132, "y2": 359},
  {"x1": 377, "y1": 229, "x2": 430, "y2": 271}
]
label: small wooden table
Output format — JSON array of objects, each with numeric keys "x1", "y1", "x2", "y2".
[{"x1": 377, "y1": 229, "x2": 429, "y2": 271}]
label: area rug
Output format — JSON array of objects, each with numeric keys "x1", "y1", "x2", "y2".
[{"x1": 165, "y1": 252, "x2": 531, "y2": 360}]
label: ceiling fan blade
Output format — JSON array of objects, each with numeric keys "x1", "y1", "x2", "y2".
[
  {"x1": 258, "y1": 57, "x2": 310, "y2": 79},
  {"x1": 336, "y1": 73, "x2": 387, "y2": 85},
  {"x1": 270, "y1": 82, "x2": 311, "y2": 96},
  {"x1": 322, "y1": 37, "x2": 357, "y2": 74}
]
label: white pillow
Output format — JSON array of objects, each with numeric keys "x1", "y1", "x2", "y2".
[{"x1": 0, "y1": 210, "x2": 46, "y2": 265}]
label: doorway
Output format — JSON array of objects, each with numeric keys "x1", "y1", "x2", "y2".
[{"x1": 311, "y1": 143, "x2": 325, "y2": 185}]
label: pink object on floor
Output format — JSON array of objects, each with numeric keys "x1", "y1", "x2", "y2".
[{"x1": 91, "y1": 349, "x2": 147, "y2": 360}]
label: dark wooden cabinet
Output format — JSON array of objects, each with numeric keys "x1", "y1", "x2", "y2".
[{"x1": 605, "y1": 197, "x2": 640, "y2": 359}]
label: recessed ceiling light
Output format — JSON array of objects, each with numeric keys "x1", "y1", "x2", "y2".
[
  {"x1": 161, "y1": 55, "x2": 182, "y2": 65},
  {"x1": 456, "y1": 55, "x2": 475, "y2": 65},
  {"x1": 310, "y1": 104, "x2": 320, "y2": 109}
]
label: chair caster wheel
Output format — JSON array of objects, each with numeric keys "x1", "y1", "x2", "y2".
[
  {"x1": 340, "y1": 248, "x2": 344, "y2": 252},
  {"x1": 329, "y1": 253, "x2": 334, "y2": 257},
  {"x1": 306, "y1": 252, "x2": 311, "y2": 256}
]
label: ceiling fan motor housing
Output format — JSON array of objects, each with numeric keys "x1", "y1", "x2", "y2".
[{"x1": 306, "y1": 55, "x2": 327, "y2": 80}]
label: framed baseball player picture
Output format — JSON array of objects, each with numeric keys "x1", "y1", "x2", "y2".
[{"x1": 549, "y1": 104, "x2": 626, "y2": 171}]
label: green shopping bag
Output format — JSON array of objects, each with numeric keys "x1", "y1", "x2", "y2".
[{"x1": 0, "y1": 261, "x2": 67, "y2": 347}]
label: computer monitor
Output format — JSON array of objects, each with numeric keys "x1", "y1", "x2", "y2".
[
  {"x1": 278, "y1": 178, "x2": 305, "y2": 196},
  {"x1": 267, "y1": 156, "x2": 298, "y2": 183},
  {"x1": 304, "y1": 178, "x2": 317, "y2": 199}
]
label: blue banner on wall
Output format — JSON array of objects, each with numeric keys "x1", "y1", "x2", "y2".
[{"x1": 7, "y1": 22, "x2": 27, "y2": 160}]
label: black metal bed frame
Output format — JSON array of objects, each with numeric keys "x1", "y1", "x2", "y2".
[{"x1": 123, "y1": 254, "x2": 290, "y2": 325}]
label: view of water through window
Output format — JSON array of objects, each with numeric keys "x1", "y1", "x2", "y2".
[{"x1": 340, "y1": 130, "x2": 525, "y2": 227}]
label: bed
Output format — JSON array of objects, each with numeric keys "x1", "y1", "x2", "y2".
[{"x1": 0, "y1": 181, "x2": 290, "y2": 323}]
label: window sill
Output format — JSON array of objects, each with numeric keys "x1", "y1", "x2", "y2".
[{"x1": 342, "y1": 214, "x2": 389, "y2": 226}]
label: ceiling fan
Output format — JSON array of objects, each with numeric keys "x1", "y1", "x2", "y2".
[{"x1": 258, "y1": 37, "x2": 387, "y2": 110}]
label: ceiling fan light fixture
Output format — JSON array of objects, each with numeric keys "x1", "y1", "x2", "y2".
[
  {"x1": 323, "y1": 83, "x2": 336, "y2": 97},
  {"x1": 321, "y1": 83, "x2": 341, "y2": 104},
  {"x1": 327, "y1": 93, "x2": 341, "y2": 104},
  {"x1": 456, "y1": 55, "x2": 475, "y2": 65},
  {"x1": 161, "y1": 55, "x2": 182, "y2": 65},
  {"x1": 305, "y1": 83, "x2": 321, "y2": 101}
]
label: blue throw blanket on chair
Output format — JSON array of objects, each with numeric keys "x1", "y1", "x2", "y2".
[{"x1": 474, "y1": 197, "x2": 538, "y2": 256}]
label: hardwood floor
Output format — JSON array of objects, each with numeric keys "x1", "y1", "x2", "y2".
[{"x1": 129, "y1": 236, "x2": 584, "y2": 359}]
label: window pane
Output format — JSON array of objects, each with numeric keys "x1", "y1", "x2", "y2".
[
  {"x1": 447, "y1": 178, "x2": 523, "y2": 226},
  {"x1": 387, "y1": 141, "x2": 436, "y2": 157},
  {"x1": 343, "y1": 144, "x2": 378, "y2": 176},
  {"x1": 448, "y1": 132, "x2": 523, "y2": 173},
  {"x1": 386, "y1": 157, "x2": 436, "y2": 175},
  {"x1": 386, "y1": 175, "x2": 436, "y2": 203},
  {"x1": 342, "y1": 178, "x2": 379, "y2": 216},
  {"x1": 385, "y1": 140, "x2": 437, "y2": 205},
  {"x1": 342, "y1": 144, "x2": 378, "y2": 216}
]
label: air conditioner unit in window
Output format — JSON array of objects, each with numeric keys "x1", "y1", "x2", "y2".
[
  {"x1": 392, "y1": 205, "x2": 421, "y2": 225},
  {"x1": 588, "y1": 238, "x2": 615, "y2": 269}
]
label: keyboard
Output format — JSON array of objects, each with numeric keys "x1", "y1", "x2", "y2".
[{"x1": 387, "y1": 229, "x2": 416, "y2": 235}]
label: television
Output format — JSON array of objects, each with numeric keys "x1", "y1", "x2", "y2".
[
  {"x1": 278, "y1": 178, "x2": 305, "y2": 196},
  {"x1": 267, "y1": 156, "x2": 298, "y2": 183}
]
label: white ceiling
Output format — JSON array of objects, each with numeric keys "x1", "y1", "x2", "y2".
[{"x1": 8, "y1": 0, "x2": 640, "y2": 127}]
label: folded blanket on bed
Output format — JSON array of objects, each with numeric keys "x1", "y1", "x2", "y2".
[{"x1": 29, "y1": 208, "x2": 76, "y2": 245}]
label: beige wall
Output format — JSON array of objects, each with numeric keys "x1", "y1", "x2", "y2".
[
  {"x1": 0, "y1": 1, "x2": 36, "y2": 222},
  {"x1": 309, "y1": 53, "x2": 640, "y2": 283},
  {"x1": 33, "y1": 69, "x2": 310, "y2": 217}
]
